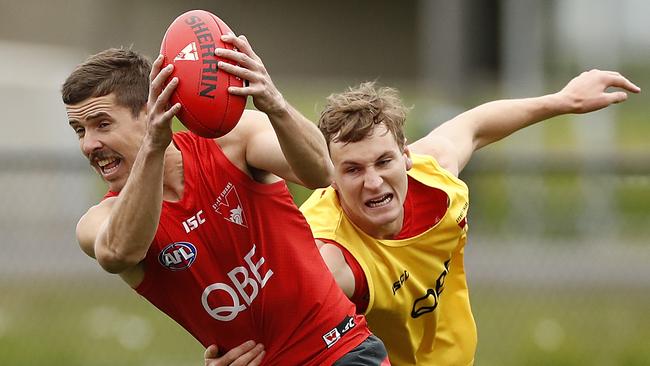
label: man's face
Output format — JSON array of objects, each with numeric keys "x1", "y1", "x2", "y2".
[
  {"x1": 329, "y1": 124, "x2": 412, "y2": 239},
  {"x1": 66, "y1": 93, "x2": 146, "y2": 192}
]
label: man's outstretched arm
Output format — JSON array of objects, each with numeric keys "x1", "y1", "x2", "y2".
[{"x1": 409, "y1": 69, "x2": 641, "y2": 177}]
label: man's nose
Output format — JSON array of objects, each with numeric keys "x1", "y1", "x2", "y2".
[
  {"x1": 363, "y1": 169, "x2": 383, "y2": 190},
  {"x1": 81, "y1": 131, "x2": 103, "y2": 156}
]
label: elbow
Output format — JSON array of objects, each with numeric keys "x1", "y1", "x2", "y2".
[
  {"x1": 96, "y1": 249, "x2": 144, "y2": 274},
  {"x1": 303, "y1": 177, "x2": 333, "y2": 190},
  {"x1": 305, "y1": 159, "x2": 334, "y2": 189},
  {"x1": 303, "y1": 176, "x2": 332, "y2": 190}
]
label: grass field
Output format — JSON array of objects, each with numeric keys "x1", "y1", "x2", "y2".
[
  {"x1": 0, "y1": 279, "x2": 203, "y2": 366},
  {"x1": 1, "y1": 279, "x2": 649, "y2": 365},
  {"x1": 472, "y1": 286, "x2": 650, "y2": 366}
]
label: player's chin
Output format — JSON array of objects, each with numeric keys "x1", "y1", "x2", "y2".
[
  {"x1": 363, "y1": 206, "x2": 401, "y2": 226},
  {"x1": 105, "y1": 176, "x2": 127, "y2": 193}
]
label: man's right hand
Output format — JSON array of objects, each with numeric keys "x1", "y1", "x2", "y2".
[
  {"x1": 204, "y1": 341, "x2": 265, "y2": 366},
  {"x1": 145, "y1": 54, "x2": 181, "y2": 151}
]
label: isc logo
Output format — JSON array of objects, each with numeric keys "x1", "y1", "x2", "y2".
[
  {"x1": 392, "y1": 270, "x2": 410, "y2": 295},
  {"x1": 182, "y1": 210, "x2": 206, "y2": 233},
  {"x1": 159, "y1": 242, "x2": 197, "y2": 271}
]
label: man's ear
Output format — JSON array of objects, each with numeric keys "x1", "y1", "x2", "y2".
[
  {"x1": 331, "y1": 180, "x2": 339, "y2": 191},
  {"x1": 403, "y1": 144, "x2": 413, "y2": 171},
  {"x1": 139, "y1": 106, "x2": 148, "y2": 120}
]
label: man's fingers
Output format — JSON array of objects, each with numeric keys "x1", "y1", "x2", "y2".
[
  {"x1": 149, "y1": 63, "x2": 175, "y2": 102},
  {"x1": 204, "y1": 342, "x2": 261, "y2": 366},
  {"x1": 225, "y1": 86, "x2": 250, "y2": 96},
  {"x1": 204, "y1": 344, "x2": 219, "y2": 359},
  {"x1": 161, "y1": 103, "x2": 181, "y2": 122},
  {"x1": 591, "y1": 69, "x2": 641, "y2": 93},
  {"x1": 215, "y1": 47, "x2": 251, "y2": 68},
  {"x1": 607, "y1": 75, "x2": 641, "y2": 93},
  {"x1": 149, "y1": 54, "x2": 165, "y2": 83},
  {"x1": 218, "y1": 340, "x2": 258, "y2": 363},
  {"x1": 605, "y1": 91, "x2": 629, "y2": 104},
  {"x1": 156, "y1": 77, "x2": 179, "y2": 109},
  {"x1": 217, "y1": 62, "x2": 255, "y2": 85},
  {"x1": 236, "y1": 35, "x2": 260, "y2": 61},
  {"x1": 220, "y1": 33, "x2": 260, "y2": 62},
  {"x1": 230, "y1": 344, "x2": 265, "y2": 366},
  {"x1": 248, "y1": 347, "x2": 266, "y2": 366}
]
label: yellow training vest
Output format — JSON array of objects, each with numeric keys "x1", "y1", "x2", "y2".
[{"x1": 301, "y1": 154, "x2": 477, "y2": 366}]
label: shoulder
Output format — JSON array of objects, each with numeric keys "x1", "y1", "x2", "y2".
[
  {"x1": 76, "y1": 197, "x2": 116, "y2": 258},
  {"x1": 240, "y1": 109, "x2": 269, "y2": 123},
  {"x1": 300, "y1": 188, "x2": 340, "y2": 222},
  {"x1": 214, "y1": 109, "x2": 266, "y2": 138},
  {"x1": 215, "y1": 109, "x2": 269, "y2": 155},
  {"x1": 408, "y1": 134, "x2": 459, "y2": 176},
  {"x1": 316, "y1": 239, "x2": 355, "y2": 298},
  {"x1": 221, "y1": 109, "x2": 270, "y2": 141},
  {"x1": 317, "y1": 239, "x2": 346, "y2": 271}
]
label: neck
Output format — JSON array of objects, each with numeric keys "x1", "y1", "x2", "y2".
[{"x1": 370, "y1": 213, "x2": 404, "y2": 240}]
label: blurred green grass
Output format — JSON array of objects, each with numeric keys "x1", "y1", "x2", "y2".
[
  {"x1": 2, "y1": 280, "x2": 649, "y2": 365},
  {"x1": 472, "y1": 286, "x2": 650, "y2": 366},
  {"x1": 0, "y1": 279, "x2": 203, "y2": 366}
]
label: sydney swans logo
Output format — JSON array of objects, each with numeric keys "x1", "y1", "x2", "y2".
[{"x1": 212, "y1": 182, "x2": 248, "y2": 227}]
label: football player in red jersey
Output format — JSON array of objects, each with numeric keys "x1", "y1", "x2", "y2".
[{"x1": 62, "y1": 32, "x2": 389, "y2": 365}]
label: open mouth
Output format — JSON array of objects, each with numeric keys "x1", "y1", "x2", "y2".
[
  {"x1": 96, "y1": 157, "x2": 121, "y2": 176},
  {"x1": 365, "y1": 193, "x2": 393, "y2": 208}
]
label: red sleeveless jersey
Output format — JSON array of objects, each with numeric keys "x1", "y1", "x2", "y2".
[{"x1": 107, "y1": 132, "x2": 369, "y2": 365}]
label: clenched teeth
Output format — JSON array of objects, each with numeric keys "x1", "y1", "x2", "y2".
[{"x1": 366, "y1": 194, "x2": 392, "y2": 208}]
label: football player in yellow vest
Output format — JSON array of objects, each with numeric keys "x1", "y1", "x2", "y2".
[
  {"x1": 297, "y1": 70, "x2": 638, "y2": 366},
  {"x1": 205, "y1": 70, "x2": 639, "y2": 366}
]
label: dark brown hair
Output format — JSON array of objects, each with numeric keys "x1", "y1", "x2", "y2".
[{"x1": 61, "y1": 48, "x2": 151, "y2": 116}]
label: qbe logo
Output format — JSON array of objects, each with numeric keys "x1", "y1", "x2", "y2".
[
  {"x1": 159, "y1": 242, "x2": 197, "y2": 271},
  {"x1": 201, "y1": 244, "x2": 273, "y2": 322}
]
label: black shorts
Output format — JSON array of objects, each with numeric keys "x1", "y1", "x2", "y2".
[{"x1": 332, "y1": 335, "x2": 391, "y2": 366}]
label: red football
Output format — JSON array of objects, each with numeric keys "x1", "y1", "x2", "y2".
[{"x1": 160, "y1": 9, "x2": 246, "y2": 138}]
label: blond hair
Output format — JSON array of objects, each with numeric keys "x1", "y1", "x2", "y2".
[{"x1": 319, "y1": 82, "x2": 408, "y2": 150}]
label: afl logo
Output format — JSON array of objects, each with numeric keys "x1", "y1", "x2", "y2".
[{"x1": 159, "y1": 242, "x2": 197, "y2": 271}]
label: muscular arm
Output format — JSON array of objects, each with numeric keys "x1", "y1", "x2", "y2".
[
  {"x1": 79, "y1": 56, "x2": 181, "y2": 276},
  {"x1": 409, "y1": 69, "x2": 641, "y2": 176},
  {"x1": 220, "y1": 109, "x2": 332, "y2": 187},
  {"x1": 215, "y1": 34, "x2": 333, "y2": 188},
  {"x1": 249, "y1": 102, "x2": 333, "y2": 189},
  {"x1": 92, "y1": 143, "x2": 167, "y2": 273}
]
